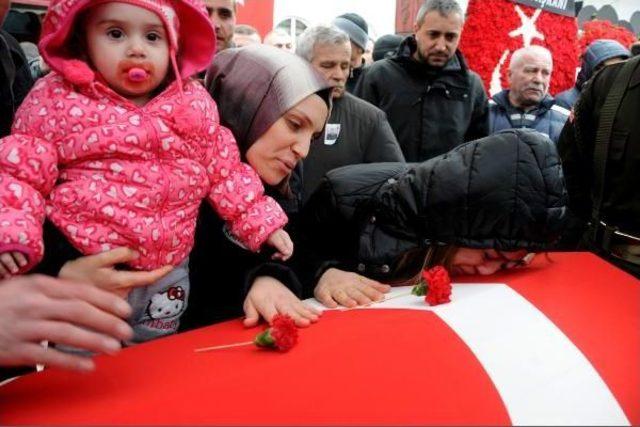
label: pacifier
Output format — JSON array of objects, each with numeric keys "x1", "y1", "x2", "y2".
[{"x1": 127, "y1": 67, "x2": 149, "y2": 82}]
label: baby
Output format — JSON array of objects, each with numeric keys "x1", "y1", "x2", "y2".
[{"x1": 0, "y1": 0, "x2": 291, "y2": 341}]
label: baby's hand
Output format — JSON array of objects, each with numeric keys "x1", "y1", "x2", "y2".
[
  {"x1": 265, "y1": 229, "x2": 294, "y2": 261},
  {"x1": 0, "y1": 251, "x2": 29, "y2": 279}
]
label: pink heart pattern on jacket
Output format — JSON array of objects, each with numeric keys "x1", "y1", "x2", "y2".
[{"x1": 0, "y1": 73, "x2": 287, "y2": 272}]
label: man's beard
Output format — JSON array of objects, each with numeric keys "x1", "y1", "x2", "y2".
[{"x1": 416, "y1": 48, "x2": 449, "y2": 68}]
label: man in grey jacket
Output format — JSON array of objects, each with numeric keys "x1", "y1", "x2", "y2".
[
  {"x1": 296, "y1": 25, "x2": 405, "y2": 202},
  {"x1": 353, "y1": 0, "x2": 488, "y2": 162}
]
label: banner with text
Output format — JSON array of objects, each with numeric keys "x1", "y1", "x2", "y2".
[{"x1": 511, "y1": 0, "x2": 576, "y2": 17}]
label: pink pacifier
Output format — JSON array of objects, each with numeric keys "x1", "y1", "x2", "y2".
[{"x1": 127, "y1": 67, "x2": 148, "y2": 82}]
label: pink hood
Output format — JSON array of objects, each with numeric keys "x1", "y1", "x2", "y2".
[{"x1": 39, "y1": 0, "x2": 216, "y2": 83}]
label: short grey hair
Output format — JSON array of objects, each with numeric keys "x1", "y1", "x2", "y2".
[
  {"x1": 509, "y1": 45, "x2": 553, "y2": 71},
  {"x1": 295, "y1": 25, "x2": 351, "y2": 62},
  {"x1": 234, "y1": 24, "x2": 259, "y2": 36},
  {"x1": 415, "y1": 0, "x2": 464, "y2": 26}
]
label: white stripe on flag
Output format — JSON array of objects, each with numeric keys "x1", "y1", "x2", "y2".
[
  {"x1": 434, "y1": 284, "x2": 629, "y2": 426},
  {"x1": 307, "y1": 285, "x2": 629, "y2": 425}
]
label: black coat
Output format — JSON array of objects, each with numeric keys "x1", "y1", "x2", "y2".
[
  {"x1": 353, "y1": 35, "x2": 488, "y2": 162},
  {"x1": 0, "y1": 29, "x2": 34, "y2": 137},
  {"x1": 557, "y1": 57, "x2": 640, "y2": 276},
  {"x1": 302, "y1": 92, "x2": 404, "y2": 202},
  {"x1": 296, "y1": 129, "x2": 567, "y2": 290}
]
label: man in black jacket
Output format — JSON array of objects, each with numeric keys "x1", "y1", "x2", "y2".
[
  {"x1": 558, "y1": 55, "x2": 640, "y2": 278},
  {"x1": 0, "y1": 0, "x2": 33, "y2": 137},
  {"x1": 354, "y1": 0, "x2": 488, "y2": 162},
  {"x1": 296, "y1": 24, "x2": 405, "y2": 201}
]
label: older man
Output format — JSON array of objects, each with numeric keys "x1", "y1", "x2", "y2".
[
  {"x1": 263, "y1": 28, "x2": 293, "y2": 52},
  {"x1": 488, "y1": 45, "x2": 569, "y2": 143},
  {"x1": 205, "y1": 0, "x2": 236, "y2": 51},
  {"x1": 233, "y1": 24, "x2": 261, "y2": 47},
  {"x1": 354, "y1": 0, "x2": 488, "y2": 162},
  {"x1": 296, "y1": 25, "x2": 404, "y2": 201}
]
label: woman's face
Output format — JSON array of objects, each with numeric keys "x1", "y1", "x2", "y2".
[
  {"x1": 246, "y1": 93, "x2": 328, "y2": 186},
  {"x1": 448, "y1": 248, "x2": 529, "y2": 276}
]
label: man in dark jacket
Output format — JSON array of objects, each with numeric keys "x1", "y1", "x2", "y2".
[
  {"x1": 488, "y1": 45, "x2": 569, "y2": 144},
  {"x1": 558, "y1": 55, "x2": 640, "y2": 278},
  {"x1": 555, "y1": 39, "x2": 630, "y2": 110},
  {"x1": 297, "y1": 129, "x2": 567, "y2": 304},
  {"x1": 296, "y1": 24, "x2": 405, "y2": 201},
  {"x1": 353, "y1": 0, "x2": 488, "y2": 162},
  {"x1": 0, "y1": 0, "x2": 33, "y2": 137}
]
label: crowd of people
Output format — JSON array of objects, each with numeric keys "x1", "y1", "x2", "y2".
[{"x1": 0, "y1": 0, "x2": 638, "y2": 380}]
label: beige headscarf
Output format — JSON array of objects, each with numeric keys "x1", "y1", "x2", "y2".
[{"x1": 205, "y1": 44, "x2": 332, "y2": 155}]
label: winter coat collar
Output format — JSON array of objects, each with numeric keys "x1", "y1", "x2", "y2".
[{"x1": 492, "y1": 89, "x2": 555, "y2": 113}]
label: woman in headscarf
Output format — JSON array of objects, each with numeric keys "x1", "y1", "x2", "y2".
[
  {"x1": 185, "y1": 45, "x2": 567, "y2": 327},
  {"x1": 182, "y1": 45, "x2": 333, "y2": 330}
]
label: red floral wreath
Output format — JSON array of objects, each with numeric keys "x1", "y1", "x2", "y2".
[
  {"x1": 579, "y1": 20, "x2": 636, "y2": 54},
  {"x1": 459, "y1": 0, "x2": 579, "y2": 95}
]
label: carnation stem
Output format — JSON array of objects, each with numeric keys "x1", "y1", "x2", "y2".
[
  {"x1": 194, "y1": 341, "x2": 254, "y2": 352},
  {"x1": 351, "y1": 291, "x2": 413, "y2": 310}
]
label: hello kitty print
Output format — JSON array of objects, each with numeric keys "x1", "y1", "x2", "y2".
[{"x1": 0, "y1": 72, "x2": 287, "y2": 272}]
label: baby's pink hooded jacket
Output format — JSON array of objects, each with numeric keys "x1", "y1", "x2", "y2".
[{"x1": 0, "y1": 0, "x2": 287, "y2": 271}]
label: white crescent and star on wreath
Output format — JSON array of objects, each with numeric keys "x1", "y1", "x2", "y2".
[{"x1": 490, "y1": 5, "x2": 545, "y2": 95}]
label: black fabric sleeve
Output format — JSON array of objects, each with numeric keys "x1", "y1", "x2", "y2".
[
  {"x1": 244, "y1": 262, "x2": 302, "y2": 298},
  {"x1": 292, "y1": 178, "x2": 353, "y2": 297}
]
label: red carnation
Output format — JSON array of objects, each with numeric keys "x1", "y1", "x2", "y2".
[
  {"x1": 411, "y1": 265, "x2": 452, "y2": 306},
  {"x1": 195, "y1": 314, "x2": 299, "y2": 353},
  {"x1": 422, "y1": 266, "x2": 452, "y2": 306},
  {"x1": 255, "y1": 314, "x2": 298, "y2": 352}
]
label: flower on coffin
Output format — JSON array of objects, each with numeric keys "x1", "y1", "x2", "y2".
[
  {"x1": 195, "y1": 314, "x2": 298, "y2": 353},
  {"x1": 254, "y1": 314, "x2": 298, "y2": 351},
  {"x1": 411, "y1": 265, "x2": 452, "y2": 306}
]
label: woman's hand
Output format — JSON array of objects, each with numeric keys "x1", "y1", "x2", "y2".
[
  {"x1": 448, "y1": 248, "x2": 531, "y2": 276},
  {"x1": 314, "y1": 268, "x2": 391, "y2": 309},
  {"x1": 59, "y1": 247, "x2": 173, "y2": 297},
  {"x1": 243, "y1": 276, "x2": 320, "y2": 328},
  {"x1": 0, "y1": 274, "x2": 133, "y2": 372}
]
